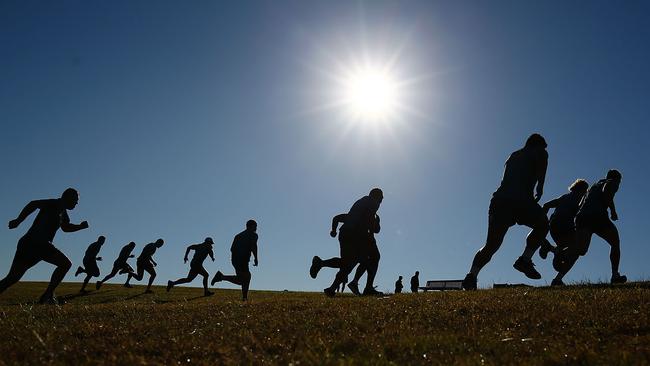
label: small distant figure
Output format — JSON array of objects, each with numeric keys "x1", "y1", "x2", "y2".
[
  {"x1": 96, "y1": 241, "x2": 136, "y2": 290},
  {"x1": 167, "y1": 237, "x2": 215, "y2": 297},
  {"x1": 395, "y1": 276, "x2": 403, "y2": 294},
  {"x1": 211, "y1": 220, "x2": 259, "y2": 301},
  {"x1": 556, "y1": 170, "x2": 626, "y2": 284},
  {"x1": 75, "y1": 235, "x2": 106, "y2": 292},
  {"x1": 410, "y1": 271, "x2": 419, "y2": 293},
  {"x1": 463, "y1": 134, "x2": 549, "y2": 290},
  {"x1": 125, "y1": 239, "x2": 164, "y2": 293},
  {"x1": 0, "y1": 188, "x2": 89, "y2": 304},
  {"x1": 539, "y1": 179, "x2": 589, "y2": 286}
]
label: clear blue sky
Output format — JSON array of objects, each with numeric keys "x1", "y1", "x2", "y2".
[{"x1": 1, "y1": 1, "x2": 648, "y2": 292}]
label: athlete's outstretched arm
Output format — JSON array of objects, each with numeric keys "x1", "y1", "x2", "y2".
[
  {"x1": 8, "y1": 200, "x2": 45, "y2": 229},
  {"x1": 373, "y1": 215, "x2": 381, "y2": 234},
  {"x1": 535, "y1": 150, "x2": 548, "y2": 202},
  {"x1": 183, "y1": 245, "x2": 198, "y2": 263},
  {"x1": 60, "y1": 221, "x2": 89, "y2": 232},
  {"x1": 61, "y1": 211, "x2": 89, "y2": 233},
  {"x1": 603, "y1": 180, "x2": 620, "y2": 220},
  {"x1": 209, "y1": 248, "x2": 215, "y2": 261},
  {"x1": 542, "y1": 196, "x2": 562, "y2": 213},
  {"x1": 331, "y1": 214, "x2": 347, "y2": 237},
  {"x1": 252, "y1": 238, "x2": 259, "y2": 267}
]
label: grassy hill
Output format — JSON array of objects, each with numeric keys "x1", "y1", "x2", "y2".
[{"x1": 0, "y1": 281, "x2": 649, "y2": 365}]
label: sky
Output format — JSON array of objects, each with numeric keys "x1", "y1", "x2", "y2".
[{"x1": 1, "y1": 1, "x2": 649, "y2": 292}]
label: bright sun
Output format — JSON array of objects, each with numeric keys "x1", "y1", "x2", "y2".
[{"x1": 341, "y1": 65, "x2": 399, "y2": 122}]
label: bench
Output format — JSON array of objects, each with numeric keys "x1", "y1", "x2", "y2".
[{"x1": 420, "y1": 279, "x2": 463, "y2": 291}]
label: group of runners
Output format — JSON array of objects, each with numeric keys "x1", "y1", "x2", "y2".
[
  {"x1": 0, "y1": 133, "x2": 628, "y2": 303},
  {"x1": 0, "y1": 188, "x2": 259, "y2": 303},
  {"x1": 462, "y1": 133, "x2": 626, "y2": 289}
]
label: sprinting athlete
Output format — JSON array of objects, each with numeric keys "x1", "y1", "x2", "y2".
[
  {"x1": 0, "y1": 188, "x2": 89, "y2": 304},
  {"x1": 96, "y1": 241, "x2": 136, "y2": 290},
  {"x1": 463, "y1": 134, "x2": 549, "y2": 290},
  {"x1": 211, "y1": 220, "x2": 259, "y2": 301},
  {"x1": 75, "y1": 235, "x2": 106, "y2": 292},
  {"x1": 125, "y1": 239, "x2": 164, "y2": 293},
  {"x1": 556, "y1": 170, "x2": 626, "y2": 284},
  {"x1": 538, "y1": 179, "x2": 589, "y2": 285},
  {"x1": 167, "y1": 237, "x2": 215, "y2": 296},
  {"x1": 323, "y1": 188, "x2": 383, "y2": 297},
  {"x1": 310, "y1": 213, "x2": 382, "y2": 296}
]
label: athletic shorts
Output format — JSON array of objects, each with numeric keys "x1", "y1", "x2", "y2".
[
  {"x1": 12, "y1": 236, "x2": 64, "y2": 269},
  {"x1": 188, "y1": 264, "x2": 207, "y2": 277},
  {"x1": 136, "y1": 258, "x2": 155, "y2": 274},
  {"x1": 114, "y1": 261, "x2": 134, "y2": 274},
  {"x1": 231, "y1": 258, "x2": 250, "y2": 276},
  {"x1": 82, "y1": 257, "x2": 100, "y2": 277},
  {"x1": 488, "y1": 196, "x2": 546, "y2": 228},
  {"x1": 338, "y1": 228, "x2": 365, "y2": 264}
]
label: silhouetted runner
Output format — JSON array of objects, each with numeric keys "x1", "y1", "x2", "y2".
[
  {"x1": 211, "y1": 220, "x2": 258, "y2": 301},
  {"x1": 75, "y1": 235, "x2": 105, "y2": 292},
  {"x1": 462, "y1": 134, "x2": 549, "y2": 290},
  {"x1": 125, "y1": 239, "x2": 164, "y2": 293},
  {"x1": 167, "y1": 237, "x2": 215, "y2": 296},
  {"x1": 410, "y1": 271, "x2": 419, "y2": 293},
  {"x1": 310, "y1": 212, "x2": 382, "y2": 296},
  {"x1": 322, "y1": 189, "x2": 383, "y2": 297},
  {"x1": 0, "y1": 188, "x2": 89, "y2": 304},
  {"x1": 556, "y1": 170, "x2": 626, "y2": 284},
  {"x1": 96, "y1": 241, "x2": 136, "y2": 289},
  {"x1": 538, "y1": 179, "x2": 589, "y2": 286},
  {"x1": 395, "y1": 276, "x2": 403, "y2": 293}
]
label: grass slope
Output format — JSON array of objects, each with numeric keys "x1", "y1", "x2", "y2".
[{"x1": 0, "y1": 282, "x2": 649, "y2": 365}]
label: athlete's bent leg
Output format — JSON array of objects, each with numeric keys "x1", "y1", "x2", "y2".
[
  {"x1": 0, "y1": 261, "x2": 31, "y2": 294},
  {"x1": 469, "y1": 223, "x2": 509, "y2": 276},
  {"x1": 595, "y1": 223, "x2": 622, "y2": 277},
  {"x1": 41, "y1": 247, "x2": 72, "y2": 301}
]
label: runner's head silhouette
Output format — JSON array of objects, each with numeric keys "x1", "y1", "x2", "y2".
[
  {"x1": 246, "y1": 219, "x2": 257, "y2": 232},
  {"x1": 205, "y1": 237, "x2": 214, "y2": 245},
  {"x1": 415, "y1": 271, "x2": 419, "y2": 276},
  {"x1": 607, "y1": 169, "x2": 622, "y2": 182},
  {"x1": 61, "y1": 188, "x2": 79, "y2": 209},
  {"x1": 127, "y1": 241, "x2": 136, "y2": 249},
  {"x1": 524, "y1": 133, "x2": 547, "y2": 150},
  {"x1": 97, "y1": 236, "x2": 106, "y2": 245},
  {"x1": 569, "y1": 179, "x2": 589, "y2": 194},
  {"x1": 399, "y1": 276, "x2": 403, "y2": 280},
  {"x1": 369, "y1": 188, "x2": 383, "y2": 205},
  {"x1": 155, "y1": 238, "x2": 164, "y2": 248}
]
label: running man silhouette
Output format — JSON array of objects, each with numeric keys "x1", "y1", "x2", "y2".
[
  {"x1": 395, "y1": 276, "x2": 403, "y2": 294},
  {"x1": 96, "y1": 241, "x2": 136, "y2": 290},
  {"x1": 167, "y1": 237, "x2": 215, "y2": 296},
  {"x1": 410, "y1": 271, "x2": 419, "y2": 293},
  {"x1": 125, "y1": 238, "x2": 164, "y2": 293},
  {"x1": 211, "y1": 220, "x2": 259, "y2": 301},
  {"x1": 556, "y1": 170, "x2": 626, "y2": 284},
  {"x1": 0, "y1": 188, "x2": 89, "y2": 304},
  {"x1": 462, "y1": 134, "x2": 549, "y2": 290},
  {"x1": 310, "y1": 213, "x2": 382, "y2": 296},
  {"x1": 75, "y1": 235, "x2": 105, "y2": 292},
  {"x1": 538, "y1": 179, "x2": 589, "y2": 285},
  {"x1": 323, "y1": 188, "x2": 383, "y2": 297}
]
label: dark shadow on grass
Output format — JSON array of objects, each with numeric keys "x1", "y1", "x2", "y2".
[{"x1": 61, "y1": 289, "x2": 106, "y2": 302}]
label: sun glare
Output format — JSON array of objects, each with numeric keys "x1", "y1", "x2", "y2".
[{"x1": 341, "y1": 65, "x2": 399, "y2": 123}]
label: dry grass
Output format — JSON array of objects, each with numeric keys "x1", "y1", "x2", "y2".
[{"x1": 0, "y1": 281, "x2": 649, "y2": 365}]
